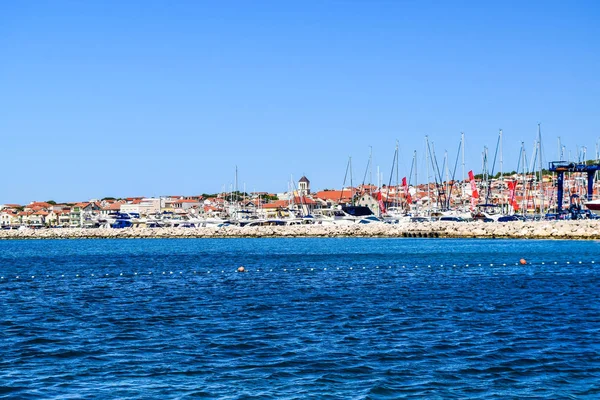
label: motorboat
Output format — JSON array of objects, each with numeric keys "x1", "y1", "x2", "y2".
[{"x1": 584, "y1": 198, "x2": 600, "y2": 216}]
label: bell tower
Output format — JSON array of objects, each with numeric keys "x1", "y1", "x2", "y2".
[{"x1": 298, "y1": 176, "x2": 310, "y2": 196}]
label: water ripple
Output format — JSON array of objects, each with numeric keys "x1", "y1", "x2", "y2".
[{"x1": 1, "y1": 238, "x2": 599, "y2": 398}]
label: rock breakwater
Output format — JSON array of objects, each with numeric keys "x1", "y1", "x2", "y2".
[{"x1": 1, "y1": 220, "x2": 600, "y2": 239}]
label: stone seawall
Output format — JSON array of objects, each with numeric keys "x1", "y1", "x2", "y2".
[{"x1": 1, "y1": 220, "x2": 600, "y2": 239}]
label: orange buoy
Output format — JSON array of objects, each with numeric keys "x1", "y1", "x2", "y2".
[
  {"x1": 519, "y1": 259, "x2": 527, "y2": 265},
  {"x1": 237, "y1": 266, "x2": 245, "y2": 273}
]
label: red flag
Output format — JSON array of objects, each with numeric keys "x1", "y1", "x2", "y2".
[
  {"x1": 377, "y1": 191, "x2": 386, "y2": 213},
  {"x1": 507, "y1": 181, "x2": 519, "y2": 211},
  {"x1": 402, "y1": 177, "x2": 412, "y2": 205},
  {"x1": 468, "y1": 170, "x2": 479, "y2": 199}
]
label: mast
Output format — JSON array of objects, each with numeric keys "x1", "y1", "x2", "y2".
[
  {"x1": 234, "y1": 166, "x2": 238, "y2": 204},
  {"x1": 499, "y1": 129, "x2": 504, "y2": 214},
  {"x1": 529, "y1": 139, "x2": 538, "y2": 214},
  {"x1": 482, "y1": 146, "x2": 488, "y2": 203},
  {"x1": 444, "y1": 150, "x2": 449, "y2": 209},
  {"x1": 521, "y1": 142, "x2": 526, "y2": 215},
  {"x1": 350, "y1": 157, "x2": 354, "y2": 206},
  {"x1": 387, "y1": 142, "x2": 399, "y2": 208},
  {"x1": 414, "y1": 150, "x2": 418, "y2": 215},
  {"x1": 558, "y1": 137, "x2": 562, "y2": 161},
  {"x1": 538, "y1": 123, "x2": 544, "y2": 216},
  {"x1": 395, "y1": 140, "x2": 399, "y2": 208},
  {"x1": 369, "y1": 146, "x2": 373, "y2": 195},
  {"x1": 425, "y1": 136, "x2": 431, "y2": 214},
  {"x1": 461, "y1": 132, "x2": 465, "y2": 201},
  {"x1": 340, "y1": 156, "x2": 352, "y2": 206},
  {"x1": 499, "y1": 129, "x2": 503, "y2": 181}
]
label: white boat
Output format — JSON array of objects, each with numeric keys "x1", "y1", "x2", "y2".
[
  {"x1": 312, "y1": 206, "x2": 382, "y2": 225},
  {"x1": 584, "y1": 199, "x2": 600, "y2": 215}
]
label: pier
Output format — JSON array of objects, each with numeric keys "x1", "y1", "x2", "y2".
[{"x1": 2, "y1": 220, "x2": 600, "y2": 240}]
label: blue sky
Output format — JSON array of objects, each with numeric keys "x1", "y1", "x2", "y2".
[{"x1": 1, "y1": 1, "x2": 598, "y2": 204}]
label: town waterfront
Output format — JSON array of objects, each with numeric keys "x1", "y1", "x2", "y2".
[{"x1": 1, "y1": 238, "x2": 599, "y2": 398}]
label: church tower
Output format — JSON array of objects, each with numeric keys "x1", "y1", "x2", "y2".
[{"x1": 298, "y1": 176, "x2": 310, "y2": 196}]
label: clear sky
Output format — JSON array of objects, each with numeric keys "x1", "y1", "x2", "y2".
[{"x1": 1, "y1": 1, "x2": 599, "y2": 204}]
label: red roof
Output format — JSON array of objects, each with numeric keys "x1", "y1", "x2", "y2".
[
  {"x1": 27, "y1": 202, "x2": 53, "y2": 209},
  {"x1": 314, "y1": 190, "x2": 353, "y2": 202},
  {"x1": 293, "y1": 196, "x2": 317, "y2": 205},
  {"x1": 262, "y1": 200, "x2": 289, "y2": 209}
]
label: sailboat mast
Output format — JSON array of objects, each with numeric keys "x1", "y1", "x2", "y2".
[
  {"x1": 395, "y1": 140, "x2": 399, "y2": 207},
  {"x1": 521, "y1": 142, "x2": 526, "y2": 215},
  {"x1": 499, "y1": 129, "x2": 503, "y2": 180},
  {"x1": 538, "y1": 123, "x2": 544, "y2": 216},
  {"x1": 235, "y1": 166, "x2": 238, "y2": 204},
  {"x1": 370, "y1": 146, "x2": 373, "y2": 195},
  {"x1": 445, "y1": 150, "x2": 450, "y2": 210},
  {"x1": 461, "y1": 132, "x2": 465, "y2": 206},
  {"x1": 425, "y1": 136, "x2": 431, "y2": 215},
  {"x1": 350, "y1": 157, "x2": 354, "y2": 206},
  {"x1": 558, "y1": 137, "x2": 562, "y2": 161},
  {"x1": 482, "y1": 146, "x2": 488, "y2": 203},
  {"x1": 414, "y1": 150, "x2": 418, "y2": 215}
]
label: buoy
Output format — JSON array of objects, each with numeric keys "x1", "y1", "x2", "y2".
[
  {"x1": 237, "y1": 266, "x2": 245, "y2": 273},
  {"x1": 519, "y1": 258, "x2": 527, "y2": 265}
]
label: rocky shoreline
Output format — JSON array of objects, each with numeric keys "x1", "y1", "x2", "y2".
[{"x1": 1, "y1": 220, "x2": 600, "y2": 240}]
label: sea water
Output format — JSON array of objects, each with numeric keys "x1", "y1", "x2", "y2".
[{"x1": 0, "y1": 238, "x2": 599, "y2": 399}]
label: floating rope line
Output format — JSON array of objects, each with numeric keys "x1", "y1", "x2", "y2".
[{"x1": 0, "y1": 261, "x2": 597, "y2": 282}]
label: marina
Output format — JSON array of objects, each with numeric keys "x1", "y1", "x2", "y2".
[{"x1": 4, "y1": 156, "x2": 600, "y2": 233}]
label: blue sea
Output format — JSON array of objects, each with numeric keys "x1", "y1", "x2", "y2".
[{"x1": 1, "y1": 238, "x2": 599, "y2": 399}]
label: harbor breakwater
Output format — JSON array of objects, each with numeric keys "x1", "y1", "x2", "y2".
[{"x1": 1, "y1": 220, "x2": 600, "y2": 239}]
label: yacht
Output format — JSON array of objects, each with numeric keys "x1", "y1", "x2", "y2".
[{"x1": 312, "y1": 206, "x2": 381, "y2": 225}]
